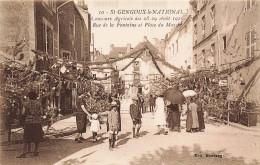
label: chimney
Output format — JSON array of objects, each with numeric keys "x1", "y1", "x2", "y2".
[
  {"x1": 143, "y1": 36, "x2": 148, "y2": 42},
  {"x1": 127, "y1": 44, "x2": 131, "y2": 53},
  {"x1": 110, "y1": 44, "x2": 114, "y2": 52}
]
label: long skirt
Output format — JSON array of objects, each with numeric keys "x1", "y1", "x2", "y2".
[
  {"x1": 23, "y1": 123, "x2": 43, "y2": 143},
  {"x1": 198, "y1": 111, "x2": 205, "y2": 130},
  {"x1": 191, "y1": 109, "x2": 199, "y2": 128},
  {"x1": 167, "y1": 111, "x2": 180, "y2": 130},
  {"x1": 186, "y1": 111, "x2": 192, "y2": 132},
  {"x1": 76, "y1": 113, "x2": 87, "y2": 133}
]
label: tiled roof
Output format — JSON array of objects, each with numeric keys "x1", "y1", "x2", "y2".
[
  {"x1": 95, "y1": 54, "x2": 108, "y2": 62},
  {"x1": 108, "y1": 47, "x2": 127, "y2": 59}
]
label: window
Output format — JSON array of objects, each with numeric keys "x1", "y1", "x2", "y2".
[
  {"x1": 194, "y1": 54, "x2": 197, "y2": 64},
  {"x1": 133, "y1": 61, "x2": 140, "y2": 71},
  {"x1": 92, "y1": 74, "x2": 97, "y2": 80},
  {"x1": 210, "y1": 5, "x2": 216, "y2": 31},
  {"x1": 246, "y1": 26, "x2": 257, "y2": 57},
  {"x1": 43, "y1": 18, "x2": 53, "y2": 55},
  {"x1": 202, "y1": 15, "x2": 206, "y2": 37},
  {"x1": 202, "y1": 49, "x2": 206, "y2": 67},
  {"x1": 246, "y1": 0, "x2": 256, "y2": 10},
  {"x1": 210, "y1": 43, "x2": 215, "y2": 65},
  {"x1": 247, "y1": 0, "x2": 250, "y2": 10},
  {"x1": 211, "y1": 43, "x2": 215, "y2": 55},
  {"x1": 223, "y1": 35, "x2": 227, "y2": 51},
  {"x1": 194, "y1": 24, "x2": 197, "y2": 34},
  {"x1": 62, "y1": 51, "x2": 71, "y2": 60},
  {"x1": 194, "y1": 24, "x2": 197, "y2": 44}
]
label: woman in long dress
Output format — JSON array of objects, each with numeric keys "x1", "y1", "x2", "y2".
[
  {"x1": 17, "y1": 90, "x2": 43, "y2": 158},
  {"x1": 189, "y1": 97, "x2": 199, "y2": 132},
  {"x1": 185, "y1": 98, "x2": 193, "y2": 132},
  {"x1": 154, "y1": 92, "x2": 168, "y2": 135},
  {"x1": 196, "y1": 98, "x2": 205, "y2": 131},
  {"x1": 167, "y1": 103, "x2": 181, "y2": 132}
]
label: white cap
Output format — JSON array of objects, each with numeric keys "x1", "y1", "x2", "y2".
[
  {"x1": 92, "y1": 113, "x2": 98, "y2": 119},
  {"x1": 111, "y1": 101, "x2": 117, "y2": 106}
]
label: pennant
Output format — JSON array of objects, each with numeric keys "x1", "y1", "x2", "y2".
[{"x1": 60, "y1": 66, "x2": 66, "y2": 73}]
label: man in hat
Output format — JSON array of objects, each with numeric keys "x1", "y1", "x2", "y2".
[{"x1": 130, "y1": 96, "x2": 142, "y2": 138}]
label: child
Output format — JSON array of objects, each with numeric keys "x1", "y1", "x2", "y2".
[
  {"x1": 107, "y1": 102, "x2": 119, "y2": 150},
  {"x1": 89, "y1": 113, "x2": 100, "y2": 143}
]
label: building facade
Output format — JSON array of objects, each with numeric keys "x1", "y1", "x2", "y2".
[
  {"x1": 0, "y1": 0, "x2": 91, "y2": 114},
  {"x1": 165, "y1": 13, "x2": 194, "y2": 72}
]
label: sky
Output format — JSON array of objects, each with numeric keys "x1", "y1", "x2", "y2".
[{"x1": 77, "y1": 0, "x2": 190, "y2": 54}]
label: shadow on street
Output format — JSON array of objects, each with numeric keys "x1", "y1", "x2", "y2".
[{"x1": 129, "y1": 143, "x2": 260, "y2": 165}]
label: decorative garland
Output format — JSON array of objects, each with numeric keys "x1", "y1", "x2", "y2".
[
  {"x1": 149, "y1": 50, "x2": 166, "y2": 78},
  {"x1": 219, "y1": 56, "x2": 260, "y2": 75},
  {"x1": 120, "y1": 50, "x2": 143, "y2": 71}
]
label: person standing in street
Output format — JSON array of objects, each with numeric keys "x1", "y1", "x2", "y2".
[
  {"x1": 189, "y1": 97, "x2": 199, "y2": 132},
  {"x1": 112, "y1": 94, "x2": 121, "y2": 133},
  {"x1": 144, "y1": 95, "x2": 149, "y2": 113},
  {"x1": 107, "y1": 101, "x2": 119, "y2": 150},
  {"x1": 166, "y1": 102, "x2": 181, "y2": 132},
  {"x1": 137, "y1": 93, "x2": 145, "y2": 114},
  {"x1": 196, "y1": 97, "x2": 205, "y2": 132},
  {"x1": 75, "y1": 90, "x2": 91, "y2": 143},
  {"x1": 149, "y1": 94, "x2": 155, "y2": 113},
  {"x1": 154, "y1": 91, "x2": 169, "y2": 135},
  {"x1": 185, "y1": 98, "x2": 192, "y2": 132},
  {"x1": 89, "y1": 113, "x2": 100, "y2": 143},
  {"x1": 17, "y1": 90, "x2": 43, "y2": 158},
  {"x1": 130, "y1": 96, "x2": 142, "y2": 138}
]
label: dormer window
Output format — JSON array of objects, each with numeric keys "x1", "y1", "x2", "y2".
[{"x1": 119, "y1": 52, "x2": 123, "y2": 57}]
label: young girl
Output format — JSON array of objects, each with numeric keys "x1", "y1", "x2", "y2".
[{"x1": 89, "y1": 113, "x2": 100, "y2": 143}]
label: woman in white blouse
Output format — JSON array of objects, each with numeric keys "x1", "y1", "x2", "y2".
[{"x1": 154, "y1": 91, "x2": 169, "y2": 135}]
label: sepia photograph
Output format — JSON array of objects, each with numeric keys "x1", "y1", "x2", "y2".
[{"x1": 0, "y1": 0, "x2": 260, "y2": 164}]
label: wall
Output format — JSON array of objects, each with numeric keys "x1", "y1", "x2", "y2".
[
  {"x1": 35, "y1": 1, "x2": 58, "y2": 56},
  {"x1": 0, "y1": 1, "x2": 35, "y2": 64},
  {"x1": 59, "y1": 1, "x2": 84, "y2": 61},
  {"x1": 165, "y1": 16, "x2": 193, "y2": 70},
  {"x1": 192, "y1": 0, "x2": 219, "y2": 70}
]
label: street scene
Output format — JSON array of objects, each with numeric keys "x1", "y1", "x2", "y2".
[{"x1": 0, "y1": 0, "x2": 260, "y2": 165}]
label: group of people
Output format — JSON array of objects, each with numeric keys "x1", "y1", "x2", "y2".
[
  {"x1": 129, "y1": 91, "x2": 206, "y2": 137},
  {"x1": 136, "y1": 93, "x2": 156, "y2": 114},
  {"x1": 74, "y1": 91, "x2": 121, "y2": 150},
  {"x1": 185, "y1": 96, "x2": 206, "y2": 133},
  {"x1": 17, "y1": 88, "x2": 206, "y2": 157}
]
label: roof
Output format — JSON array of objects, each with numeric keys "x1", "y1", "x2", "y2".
[
  {"x1": 95, "y1": 54, "x2": 108, "y2": 62},
  {"x1": 108, "y1": 47, "x2": 127, "y2": 59}
]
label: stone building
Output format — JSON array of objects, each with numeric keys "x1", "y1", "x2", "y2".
[
  {"x1": 0, "y1": 0, "x2": 91, "y2": 114},
  {"x1": 165, "y1": 12, "x2": 194, "y2": 72},
  {"x1": 189, "y1": 0, "x2": 260, "y2": 122}
]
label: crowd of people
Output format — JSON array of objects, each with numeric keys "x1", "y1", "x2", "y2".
[{"x1": 16, "y1": 88, "x2": 206, "y2": 157}]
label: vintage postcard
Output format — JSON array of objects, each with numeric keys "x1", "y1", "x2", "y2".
[{"x1": 0, "y1": 0, "x2": 260, "y2": 165}]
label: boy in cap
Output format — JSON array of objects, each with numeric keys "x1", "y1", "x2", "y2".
[
  {"x1": 130, "y1": 96, "x2": 142, "y2": 138},
  {"x1": 108, "y1": 101, "x2": 119, "y2": 150}
]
